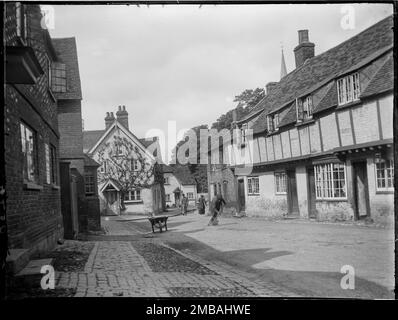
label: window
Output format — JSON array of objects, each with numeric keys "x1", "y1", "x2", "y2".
[
  {"x1": 131, "y1": 159, "x2": 138, "y2": 171},
  {"x1": 297, "y1": 96, "x2": 313, "y2": 122},
  {"x1": 376, "y1": 159, "x2": 394, "y2": 192},
  {"x1": 85, "y1": 175, "x2": 95, "y2": 195},
  {"x1": 314, "y1": 163, "x2": 346, "y2": 199},
  {"x1": 247, "y1": 177, "x2": 260, "y2": 195},
  {"x1": 164, "y1": 177, "x2": 169, "y2": 184},
  {"x1": 51, "y1": 62, "x2": 66, "y2": 93},
  {"x1": 187, "y1": 192, "x2": 194, "y2": 199},
  {"x1": 45, "y1": 144, "x2": 50, "y2": 184},
  {"x1": 45, "y1": 55, "x2": 52, "y2": 88},
  {"x1": 16, "y1": 2, "x2": 27, "y2": 41},
  {"x1": 165, "y1": 194, "x2": 171, "y2": 202},
  {"x1": 20, "y1": 122, "x2": 37, "y2": 183},
  {"x1": 125, "y1": 190, "x2": 141, "y2": 201},
  {"x1": 50, "y1": 145, "x2": 57, "y2": 184},
  {"x1": 337, "y1": 73, "x2": 360, "y2": 105},
  {"x1": 275, "y1": 172, "x2": 287, "y2": 194},
  {"x1": 267, "y1": 114, "x2": 279, "y2": 132}
]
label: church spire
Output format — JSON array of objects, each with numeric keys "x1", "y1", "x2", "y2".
[{"x1": 280, "y1": 46, "x2": 287, "y2": 79}]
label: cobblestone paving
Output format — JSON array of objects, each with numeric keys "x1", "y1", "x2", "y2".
[{"x1": 52, "y1": 239, "x2": 298, "y2": 297}]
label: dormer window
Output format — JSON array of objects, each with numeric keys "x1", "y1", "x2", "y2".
[
  {"x1": 297, "y1": 95, "x2": 313, "y2": 122},
  {"x1": 267, "y1": 113, "x2": 279, "y2": 132},
  {"x1": 337, "y1": 73, "x2": 360, "y2": 106}
]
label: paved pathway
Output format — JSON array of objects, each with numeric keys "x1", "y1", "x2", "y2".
[{"x1": 53, "y1": 217, "x2": 297, "y2": 297}]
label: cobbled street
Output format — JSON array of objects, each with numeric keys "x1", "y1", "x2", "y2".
[{"x1": 15, "y1": 211, "x2": 392, "y2": 299}]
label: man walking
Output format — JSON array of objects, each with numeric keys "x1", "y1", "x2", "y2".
[
  {"x1": 181, "y1": 194, "x2": 188, "y2": 215},
  {"x1": 208, "y1": 194, "x2": 226, "y2": 226}
]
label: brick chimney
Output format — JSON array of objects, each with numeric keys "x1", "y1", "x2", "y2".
[
  {"x1": 116, "y1": 105, "x2": 129, "y2": 130},
  {"x1": 294, "y1": 30, "x2": 315, "y2": 68},
  {"x1": 265, "y1": 82, "x2": 278, "y2": 95},
  {"x1": 105, "y1": 112, "x2": 115, "y2": 129}
]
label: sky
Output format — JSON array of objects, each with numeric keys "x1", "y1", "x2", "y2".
[{"x1": 49, "y1": 3, "x2": 392, "y2": 155}]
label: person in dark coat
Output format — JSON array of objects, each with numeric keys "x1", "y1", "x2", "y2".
[
  {"x1": 198, "y1": 195, "x2": 206, "y2": 215},
  {"x1": 181, "y1": 194, "x2": 188, "y2": 215},
  {"x1": 208, "y1": 194, "x2": 226, "y2": 226}
]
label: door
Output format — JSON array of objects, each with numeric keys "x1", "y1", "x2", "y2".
[
  {"x1": 307, "y1": 167, "x2": 317, "y2": 218},
  {"x1": 104, "y1": 190, "x2": 119, "y2": 215},
  {"x1": 353, "y1": 161, "x2": 370, "y2": 219},
  {"x1": 237, "y1": 179, "x2": 246, "y2": 212},
  {"x1": 287, "y1": 170, "x2": 299, "y2": 215}
]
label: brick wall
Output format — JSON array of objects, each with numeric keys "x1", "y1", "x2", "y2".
[
  {"x1": 57, "y1": 99, "x2": 84, "y2": 160},
  {"x1": 5, "y1": 4, "x2": 63, "y2": 252}
]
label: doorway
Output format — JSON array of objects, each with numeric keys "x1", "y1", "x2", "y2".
[
  {"x1": 237, "y1": 179, "x2": 245, "y2": 212},
  {"x1": 104, "y1": 188, "x2": 119, "y2": 215},
  {"x1": 352, "y1": 161, "x2": 370, "y2": 219},
  {"x1": 287, "y1": 170, "x2": 299, "y2": 216},
  {"x1": 307, "y1": 167, "x2": 317, "y2": 218}
]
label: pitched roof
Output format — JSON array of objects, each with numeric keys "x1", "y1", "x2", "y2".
[
  {"x1": 52, "y1": 37, "x2": 82, "y2": 100},
  {"x1": 83, "y1": 154, "x2": 100, "y2": 167},
  {"x1": 83, "y1": 130, "x2": 104, "y2": 153},
  {"x1": 360, "y1": 54, "x2": 393, "y2": 99},
  {"x1": 242, "y1": 15, "x2": 393, "y2": 123},
  {"x1": 171, "y1": 165, "x2": 196, "y2": 185}
]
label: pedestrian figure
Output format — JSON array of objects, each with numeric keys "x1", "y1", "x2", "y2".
[
  {"x1": 198, "y1": 195, "x2": 206, "y2": 215},
  {"x1": 208, "y1": 194, "x2": 226, "y2": 226},
  {"x1": 181, "y1": 194, "x2": 188, "y2": 215}
]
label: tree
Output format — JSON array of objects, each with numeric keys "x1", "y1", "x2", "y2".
[
  {"x1": 96, "y1": 135, "x2": 161, "y2": 211},
  {"x1": 211, "y1": 87, "x2": 265, "y2": 131}
]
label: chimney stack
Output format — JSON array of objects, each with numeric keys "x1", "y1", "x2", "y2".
[
  {"x1": 265, "y1": 82, "x2": 278, "y2": 95},
  {"x1": 294, "y1": 30, "x2": 315, "y2": 68},
  {"x1": 116, "y1": 105, "x2": 129, "y2": 130},
  {"x1": 105, "y1": 112, "x2": 115, "y2": 129}
]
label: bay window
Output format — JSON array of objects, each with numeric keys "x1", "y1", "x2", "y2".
[{"x1": 314, "y1": 163, "x2": 346, "y2": 199}]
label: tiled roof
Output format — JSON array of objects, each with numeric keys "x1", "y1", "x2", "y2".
[
  {"x1": 83, "y1": 154, "x2": 100, "y2": 167},
  {"x1": 276, "y1": 102, "x2": 297, "y2": 129},
  {"x1": 242, "y1": 15, "x2": 393, "y2": 123},
  {"x1": 360, "y1": 54, "x2": 393, "y2": 99},
  {"x1": 52, "y1": 37, "x2": 82, "y2": 100},
  {"x1": 83, "y1": 123, "x2": 159, "y2": 154},
  {"x1": 83, "y1": 130, "x2": 104, "y2": 153},
  {"x1": 313, "y1": 82, "x2": 338, "y2": 114},
  {"x1": 172, "y1": 165, "x2": 196, "y2": 185}
]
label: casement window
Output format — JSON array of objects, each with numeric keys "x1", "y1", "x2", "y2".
[
  {"x1": 44, "y1": 144, "x2": 57, "y2": 185},
  {"x1": 247, "y1": 176, "x2": 260, "y2": 195},
  {"x1": 124, "y1": 189, "x2": 141, "y2": 202},
  {"x1": 275, "y1": 172, "x2": 287, "y2": 194},
  {"x1": 165, "y1": 194, "x2": 171, "y2": 202},
  {"x1": 297, "y1": 96, "x2": 313, "y2": 122},
  {"x1": 45, "y1": 55, "x2": 52, "y2": 88},
  {"x1": 84, "y1": 175, "x2": 95, "y2": 195},
  {"x1": 314, "y1": 163, "x2": 347, "y2": 199},
  {"x1": 16, "y1": 2, "x2": 27, "y2": 41},
  {"x1": 131, "y1": 159, "x2": 138, "y2": 171},
  {"x1": 20, "y1": 122, "x2": 37, "y2": 183},
  {"x1": 187, "y1": 192, "x2": 194, "y2": 199},
  {"x1": 51, "y1": 62, "x2": 66, "y2": 93},
  {"x1": 337, "y1": 73, "x2": 360, "y2": 106},
  {"x1": 375, "y1": 159, "x2": 394, "y2": 192},
  {"x1": 164, "y1": 177, "x2": 169, "y2": 184},
  {"x1": 267, "y1": 114, "x2": 279, "y2": 132}
]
